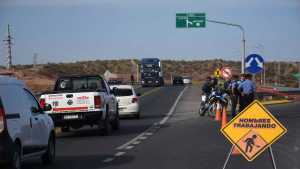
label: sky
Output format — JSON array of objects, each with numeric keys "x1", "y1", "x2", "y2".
[{"x1": 0, "y1": 0, "x2": 300, "y2": 65}]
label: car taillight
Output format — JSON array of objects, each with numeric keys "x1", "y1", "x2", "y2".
[
  {"x1": 0, "y1": 105, "x2": 6, "y2": 133},
  {"x1": 39, "y1": 98, "x2": 46, "y2": 109},
  {"x1": 132, "y1": 97, "x2": 138, "y2": 103},
  {"x1": 94, "y1": 96, "x2": 102, "y2": 109}
]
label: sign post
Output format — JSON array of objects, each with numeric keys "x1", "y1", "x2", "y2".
[
  {"x1": 221, "y1": 100, "x2": 287, "y2": 168},
  {"x1": 221, "y1": 67, "x2": 232, "y2": 80},
  {"x1": 214, "y1": 68, "x2": 221, "y2": 78},
  {"x1": 245, "y1": 54, "x2": 264, "y2": 74}
]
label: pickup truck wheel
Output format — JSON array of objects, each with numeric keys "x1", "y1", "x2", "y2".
[
  {"x1": 101, "y1": 108, "x2": 112, "y2": 136},
  {"x1": 42, "y1": 134, "x2": 56, "y2": 165},
  {"x1": 111, "y1": 107, "x2": 120, "y2": 130},
  {"x1": 61, "y1": 126, "x2": 70, "y2": 133},
  {"x1": 10, "y1": 143, "x2": 21, "y2": 169}
]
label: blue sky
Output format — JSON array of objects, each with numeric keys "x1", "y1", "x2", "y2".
[{"x1": 0, "y1": 0, "x2": 300, "y2": 65}]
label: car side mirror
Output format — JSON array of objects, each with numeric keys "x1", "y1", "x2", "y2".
[
  {"x1": 31, "y1": 107, "x2": 40, "y2": 113},
  {"x1": 137, "y1": 93, "x2": 141, "y2": 97},
  {"x1": 43, "y1": 104, "x2": 52, "y2": 112},
  {"x1": 110, "y1": 87, "x2": 118, "y2": 95}
]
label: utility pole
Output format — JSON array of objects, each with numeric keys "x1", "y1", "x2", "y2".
[
  {"x1": 206, "y1": 19, "x2": 246, "y2": 74},
  {"x1": 278, "y1": 62, "x2": 281, "y2": 86},
  {"x1": 298, "y1": 62, "x2": 300, "y2": 88},
  {"x1": 3, "y1": 24, "x2": 13, "y2": 70},
  {"x1": 33, "y1": 53, "x2": 38, "y2": 68}
]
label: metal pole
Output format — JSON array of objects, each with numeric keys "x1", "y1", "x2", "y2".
[
  {"x1": 206, "y1": 19, "x2": 246, "y2": 74},
  {"x1": 222, "y1": 145, "x2": 234, "y2": 169},
  {"x1": 298, "y1": 62, "x2": 300, "y2": 88},
  {"x1": 269, "y1": 146, "x2": 278, "y2": 169},
  {"x1": 136, "y1": 63, "x2": 139, "y2": 83}
]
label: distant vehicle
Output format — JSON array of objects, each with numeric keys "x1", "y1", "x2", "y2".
[
  {"x1": 140, "y1": 58, "x2": 164, "y2": 87},
  {"x1": 182, "y1": 76, "x2": 192, "y2": 84},
  {"x1": 0, "y1": 76, "x2": 55, "y2": 169},
  {"x1": 40, "y1": 75, "x2": 119, "y2": 135},
  {"x1": 110, "y1": 85, "x2": 141, "y2": 119},
  {"x1": 173, "y1": 76, "x2": 184, "y2": 85}
]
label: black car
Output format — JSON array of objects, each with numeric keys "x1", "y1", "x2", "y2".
[{"x1": 173, "y1": 76, "x2": 184, "y2": 85}]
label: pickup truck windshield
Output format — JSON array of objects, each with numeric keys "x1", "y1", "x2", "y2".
[{"x1": 54, "y1": 77, "x2": 105, "y2": 92}]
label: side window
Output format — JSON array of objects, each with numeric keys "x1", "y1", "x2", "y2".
[{"x1": 23, "y1": 89, "x2": 40, "y2": 114}]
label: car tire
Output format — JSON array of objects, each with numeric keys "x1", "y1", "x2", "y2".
[
  {"x1": 61, "y1": 126, "x2": 70, "y2": 133},
  {"x1": 135, "y1": 112, "x2": 140, "y2": 119},
  {"x1": 10, "y1": 143, "x2": 21, "y2": 169},
  {"x1": 101, "y1": 107, "x2": 112, "y2": 136},
  {"x1": 42, "y1": 134, "x2": 56, "y2": 165},
  {"x1": 111, "y1": 107, "x2": 120, "y2": 130}
]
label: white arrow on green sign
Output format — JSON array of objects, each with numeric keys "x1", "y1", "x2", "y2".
[{"x1": 176, "y1": 13, "x2": 206, "y2": 28}]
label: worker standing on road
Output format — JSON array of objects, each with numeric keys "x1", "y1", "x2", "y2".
[
  {"x1": 229, "y1": 75, "x2": 240, "y2": 117},
  {"x1": 202, "y1": 76, "x2": 212, "y2": 97},
  {"x1": 238, "y1": 73, "x2": 246, "y2": 112},
  {"x1": 238, "y1": 73, "x2": 256, "y2": 111}
]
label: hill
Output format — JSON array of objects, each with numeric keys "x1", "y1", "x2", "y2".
[{"x1": 7, "y1": 59, "x2": 300, "y2": 92}]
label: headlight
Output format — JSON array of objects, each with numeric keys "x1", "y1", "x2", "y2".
[
  {"x1": 142, "y1": 81, "x2": 145, "y2": 84},
  {"x1": 155, "y1": 81, "x2": 159, "y2": 83}
]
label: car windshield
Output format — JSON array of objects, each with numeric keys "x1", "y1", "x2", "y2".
[{"x1": 114, "y1": 88, "x2": 133, "y2": 96}]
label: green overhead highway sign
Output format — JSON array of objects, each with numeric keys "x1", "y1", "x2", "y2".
[{"x1": 176, "y1": 13, "x2": 206, "y2": 28}]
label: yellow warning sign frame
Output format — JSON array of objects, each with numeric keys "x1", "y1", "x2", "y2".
[{"x1": 221, "y1": 100, "x2": 287, "y2": 161}]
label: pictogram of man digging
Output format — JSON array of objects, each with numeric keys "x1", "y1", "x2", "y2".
[{"x1": 244, "y1": 134, "x2": 261, "y2": 153}]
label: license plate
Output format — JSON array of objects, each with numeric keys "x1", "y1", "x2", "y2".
[
  {"x1": 201, "y1": 95, "x2": 207, "y2": 102},
  {"x1": 64, "y1": 115, "x2": 79, "y2": 120}
]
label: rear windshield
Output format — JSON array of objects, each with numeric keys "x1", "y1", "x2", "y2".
[
  {"x1": 114, "y1": 89, "x2": 133, "y2": 96},
  {"x1": 55, "y1": 77, "x2": 105, "y2": 91}
]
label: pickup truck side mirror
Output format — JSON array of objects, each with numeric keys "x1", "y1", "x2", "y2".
[
  {"x1": 110, "y1": 87, "x2": 118, "y2": 95},
  {"x1": 43, "y1": 104, "x2": 52, "y2": 112},
  {"x1": 137, "y1": 93, "x2": 141, "y2": 97}
]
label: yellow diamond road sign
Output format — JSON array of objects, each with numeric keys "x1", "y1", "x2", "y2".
[
  {"x1": 221, "y1": 100, "x2": 287, "y2": 161},
  {"x1": 214, "y1": 68, "x2": 221, "y2": 78}
]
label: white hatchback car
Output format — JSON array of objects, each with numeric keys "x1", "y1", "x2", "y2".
[
  {"x1": 110, "y1": 85, "x2": 141, "y2": 118},
  {"x1": 0, "y1": 76, "x2": 55, "y2": 169}
]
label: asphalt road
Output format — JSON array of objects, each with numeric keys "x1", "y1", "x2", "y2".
[
  {"x1": 22, "y1": 85, "x2": 185, "y2": 169},
  {"x1": 19, "y1": 85, "x2": 300, "y2": 169}
]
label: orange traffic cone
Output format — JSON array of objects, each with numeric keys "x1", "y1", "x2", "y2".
[
  {"x1": 231, "y1": 145, "x2": 241, "y2": 155},
  {"x1": 221, "y1": 106, "x2": 228, "y2": 128},
  {"x1": 215, "y1": 102, "x2": 221, "y2": 121}
]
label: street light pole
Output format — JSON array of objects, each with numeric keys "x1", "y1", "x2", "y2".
[{"x1": 206, "y1": 19, "x2": 246, "y2": 74}]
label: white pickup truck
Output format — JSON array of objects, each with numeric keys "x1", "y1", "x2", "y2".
[{"x1": 39, "y1": 75, "x2": 119, "y2": 135}]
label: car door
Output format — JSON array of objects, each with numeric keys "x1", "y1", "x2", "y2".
[
  {"x1": 103, "y1": 80, "x2": 117, "y2": 117},
  {"x1": 23, "y1": 89, "x2": 48, "y2": 149}
]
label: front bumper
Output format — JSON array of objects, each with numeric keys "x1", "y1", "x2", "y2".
[{"x1": 48, "y1": 111, "x2": 103, "y2": 127}]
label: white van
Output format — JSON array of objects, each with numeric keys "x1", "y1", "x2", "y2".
[{"x1": 0, "y1": 76, "x2": 55, "y2": 169}]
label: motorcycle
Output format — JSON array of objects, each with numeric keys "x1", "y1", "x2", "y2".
[{"x1": 199, "y1": 89, "x2": 231, "y2": 117}]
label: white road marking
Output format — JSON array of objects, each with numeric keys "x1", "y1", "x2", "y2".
[
  {"x1": 132, "y1": 141, "x2": 141, "y2": 145},
  {"x1": 159, "y1": 86, "x2": 187, "y2": 125},
  {"x1": 144, "y1": 132, "x2": 154, "y2": 136},
  {"x1": 115, "y1": 152, "x2": 126, "y2": 157},
  {"x1": 102, "y1": 158, "x2": 114, "y2": 163},
  {"x1": 125, "y1": 146, "x2": 134, "y2": 150},
  {"x1": 139, "y1": 136, "x2": 148, "y2": 140},
  {"x1": 115, "y1": 86, "x2": 188, "y2": 150}
]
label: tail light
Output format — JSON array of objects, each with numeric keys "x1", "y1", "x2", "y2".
[
  {"x1": 94, "y1": 96, "x2": 102, "y2": 109},
  {"x1": 39, "y1": 98, "x2": 46, "y2": 109},
  {"x1": 132, "y1": 97, "x2": 138, "y2": 103},
  {"x1": 0, "y1": 100, "x2": 7, "y2": 133}
]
